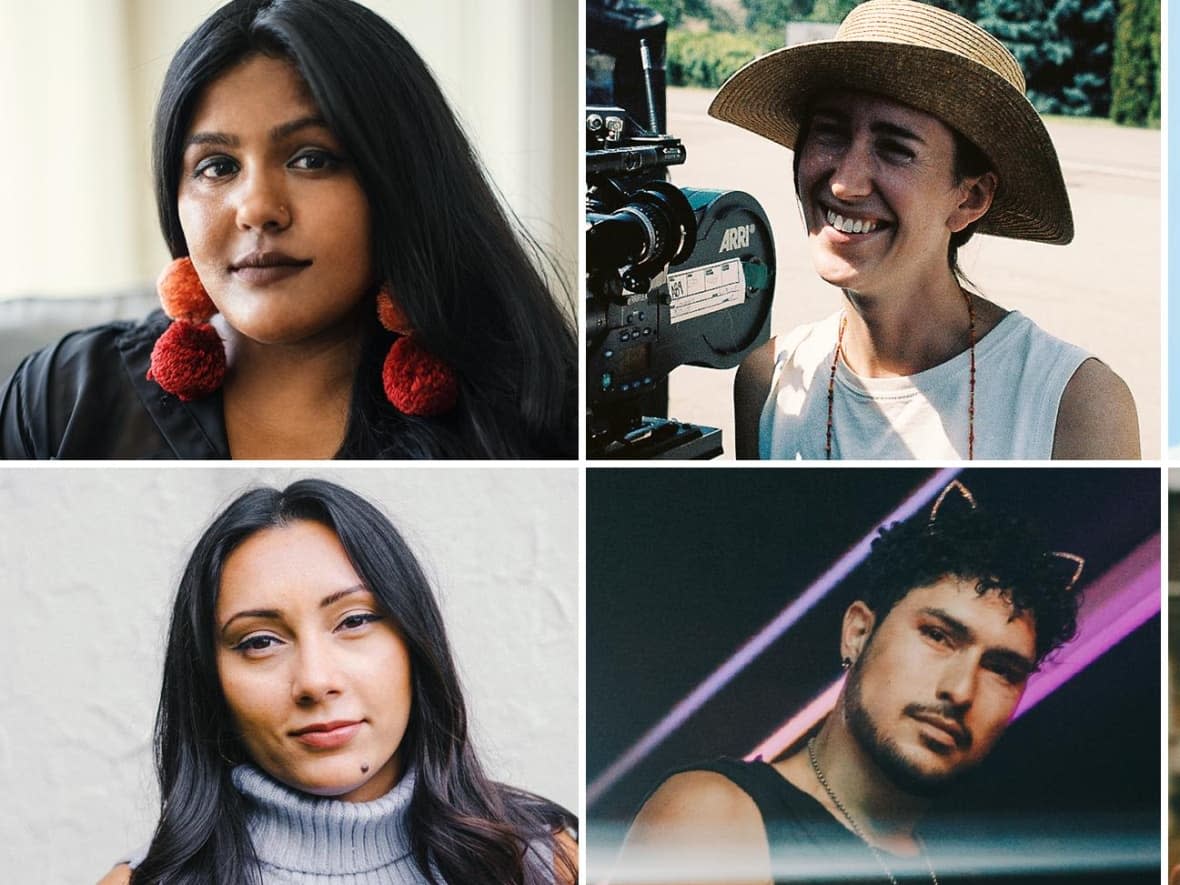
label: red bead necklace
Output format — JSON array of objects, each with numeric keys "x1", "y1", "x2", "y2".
[{"x1": 825, "y1": 291, "x2": 976, "y2": 459}]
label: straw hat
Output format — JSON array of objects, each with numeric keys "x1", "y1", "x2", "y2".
[{"x1": 708, "y1": 0, "x2": 1073, "y2": 244}]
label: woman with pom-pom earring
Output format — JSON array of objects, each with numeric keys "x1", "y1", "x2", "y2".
[{"x1": 0, "y1": 0, "x2": 575, "y2": 460}]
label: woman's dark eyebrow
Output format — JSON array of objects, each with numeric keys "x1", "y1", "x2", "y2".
[
  {"x1": 319, "y1": 584, "x2": 367, "y2": 608},
  {"x1": 184, "y1": 115, "x2": 330, "y2": 151},
  {"x1": 186, "y1": 131, "x2": 239, "y2": 149},
  {"x1": 807, "y1": 109, "x2": 923, "y2": 144},
  {"x1": 269, "y1": 114, "x2": 331, "y2": 141},
  {"x1": 810, "y1": 106, "x2": 847, "y2": 124},
  {"x1": 219, "y1": 584, "x2": 367, "y2": 635},
  {"x1": 870, "y1": 120, "x2": 925, "y2": 143},
  {"x1": 220, "y1": 607, "x2": 280, "y2": 635}
]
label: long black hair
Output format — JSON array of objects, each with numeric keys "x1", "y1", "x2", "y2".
[
  {"x1": 132, "y1": 480, "x2": 576, "y2": 883},
  {"x1": 153, "y1": 0, "x2": 576, "y2": 458}
]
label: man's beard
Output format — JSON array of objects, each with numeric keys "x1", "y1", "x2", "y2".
[{"x1": 843, "y1": 655, "x2": 974, "y2": 799}]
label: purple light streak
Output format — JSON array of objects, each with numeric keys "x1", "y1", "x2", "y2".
[
  {"x1": 744, "y1": 534, "x2": 1160, "y2": 761},
  {"x1": 747, "y1": 675, "x2": 845, "y2": 762},
  {"x1": 588, "y1": 468, "x2": 960, "y2": 807},
  {"x1": 1014, "y1": 534, "x2": 1159, "y2": 717}
]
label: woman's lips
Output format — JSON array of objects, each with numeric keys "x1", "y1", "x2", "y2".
[
  {"x1": 291, "y1": 721, "x2": 362, "y2": 750},
  {"x1": 231, "y1": 263, "x2": 311, "y2": 286}
]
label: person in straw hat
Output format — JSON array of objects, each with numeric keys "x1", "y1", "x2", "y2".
[{"x1": 724, "y1": 0, "x2": 1138, "y2": 460}]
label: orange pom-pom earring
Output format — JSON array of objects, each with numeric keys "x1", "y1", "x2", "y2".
[
  {"x1": 146, "y1": 257, "x2": 227, "y2": 401},
  {"x1": 375, "y1": 286, "x2": 458, "y2": 417}
]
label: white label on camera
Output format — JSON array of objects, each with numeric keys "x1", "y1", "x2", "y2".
[{"x1": 667, "y1": 259, "x2": 744, "y2": 325}]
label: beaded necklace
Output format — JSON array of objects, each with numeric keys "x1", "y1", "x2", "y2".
[
  {"x1": 825, "y1": 291, "x2": 976, "y2": 459},
  {"x1": 807, "y1": 738, "x2": 939, "y2": 885}
]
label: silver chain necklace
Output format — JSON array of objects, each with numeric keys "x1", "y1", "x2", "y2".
[{"x1": 807, "y1": 738, "x2": 939, "y2": 885}]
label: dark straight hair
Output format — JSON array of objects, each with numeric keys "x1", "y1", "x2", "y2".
[
  {"x1": 132, "y1": 480, "x2": 576, "y2": 884},
  {"x1": 153, "y1": 0, "x2": 576, "y2": 458}
]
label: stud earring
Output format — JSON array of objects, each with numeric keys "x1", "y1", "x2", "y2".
[
  {"x1": 841, "y1": 656, "x2": 852, "y2": 670},
  {"x1": 146, "y1": 257, "x2": 226, "y2": 401},
  {"x1": 375, "y1": 286, "x2": 458, "y2": 417}
]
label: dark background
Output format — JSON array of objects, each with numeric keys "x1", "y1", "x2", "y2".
[{"x1": 588, "y1": 467, "x2": 1160, "y2": 873}]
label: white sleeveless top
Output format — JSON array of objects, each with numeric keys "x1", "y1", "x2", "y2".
[{"x1": 759, "y1": 311, "x2": 1091, "y2": 460}]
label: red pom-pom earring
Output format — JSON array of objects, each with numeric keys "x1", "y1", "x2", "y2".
[
  {"x1": 375, "y1": 286, "x2": 458, "y2": 417},
  {"x1": 146, "y1": 257, "x2": 227, "y2": 401}
]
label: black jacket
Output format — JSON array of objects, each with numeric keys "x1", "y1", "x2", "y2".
[{"x1": 0, "y1": 310, "x2": 229, "y2": 459}]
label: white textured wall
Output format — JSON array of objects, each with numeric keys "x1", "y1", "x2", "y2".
[{"x1": 0, "y1": 466, "x2": 578, "y2": 884}]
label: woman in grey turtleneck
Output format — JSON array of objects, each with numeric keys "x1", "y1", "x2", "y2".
[{"x1": 99, "y1": 479, "x2": 576, "y2": 884}]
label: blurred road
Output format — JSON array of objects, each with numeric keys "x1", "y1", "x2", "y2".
[{"x1": 662, "y1": 87, "x2": 1161, "y2": 459}]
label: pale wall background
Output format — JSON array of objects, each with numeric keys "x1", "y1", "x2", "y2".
[
  {"x1": 0, "y1": 466, "x2": 578, "y2": 883},
  {"x1": 0, "y1": 0, "x2": 577, "y2": 299}
]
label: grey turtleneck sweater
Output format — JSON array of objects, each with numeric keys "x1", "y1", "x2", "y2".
[
  {"x1": 126, "y1": 765, "x2": 557, "y2": 884},
  {"x1": 231, "y1": 764, "x2": 433, "y2": 883}
]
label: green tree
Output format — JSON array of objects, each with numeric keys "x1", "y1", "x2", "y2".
[
  {"x1": 806, "y1": 0, "x2": 861, "y2": 21},
  {"x1": 975, "y1": 0, "x2": 1114, "y2": 115},
  {"x1": 727, "y1": 0, "x2": 1125, "y2": 117},
  {"x1": 744, "y1": 0, "x2": 816, "y2": 29},
  {"x1": 1050, "y1": 0, "x2": 1116, "y2": 116},
  {"x1": 665, "y1": 28, "x2": 780, "y2": 86},
  {"x1": 639, "y1": 0, "x2": 715, "y2": 28},
  {"x1": 929, "y1": 0, "x2": 982, "y2": 18},
  {"x1": 743, "y1": 0, "x2": 980, "y2": 28},
  {"x1": 1110, "y1": 0, "x2": 1160, "y2": 125}
]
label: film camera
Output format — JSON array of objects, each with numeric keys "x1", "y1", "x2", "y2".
[{"x1": 586, "y1": 0, "x2": 776, "y2": 459}]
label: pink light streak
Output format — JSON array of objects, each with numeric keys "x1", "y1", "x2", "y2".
[
  {"x1": 588, "y1": 469, "x2": 960, "y2": 806},
  {"x1": 748, "y1": 675, "x2": 845, "y2": 762},
  {"x1": 745, "y1": 534, "x2": 1160, "y2": 762},
  {"x1": 1014, "y1": 534, "x2": 1159, "y2": 716}
]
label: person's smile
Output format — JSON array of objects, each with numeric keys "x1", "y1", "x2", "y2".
[{"x1": 818, "y1": 201, "x2": 892, "y2": 238}]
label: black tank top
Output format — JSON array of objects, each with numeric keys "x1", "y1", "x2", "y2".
[
  {"x1": 664, "y1": 758, "x2": 1150, "y2": 885},
  {"x1": 672, "y1": 757, "x2": 911, "y2": 884}
]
